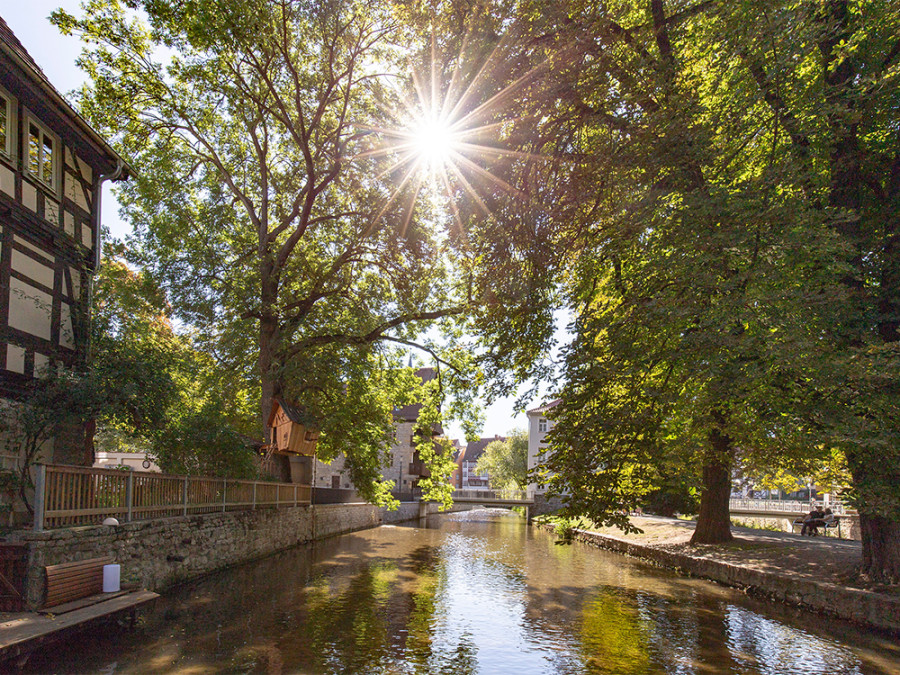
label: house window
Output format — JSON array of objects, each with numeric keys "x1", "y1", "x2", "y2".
[
  {"x1": 0, "y1": 88, "x2": 16, "y2": 159},
  {"x1": 27, "y1": 117, "x2": 58, "y2": 190},
  {"x1": 0, "y1": 94, "x2": 9, "y2": 156},
  {"x1": 538, "y1": 418, "x2": 548, "y2": 433}
]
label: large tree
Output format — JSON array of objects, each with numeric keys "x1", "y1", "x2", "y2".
[
  {"x1": 456, "y1": 0, "x2": 900, "y2": 577},
  {"x1": 475, "y1": 429, "x2": 528, "y2": 493},
  {"x1": 55, "y1": 0, "x2": 477, "y2": 500}
]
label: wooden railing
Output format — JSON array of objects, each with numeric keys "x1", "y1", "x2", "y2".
[{"x1": 33, "y1": 464, "x2": 312, "y2": 531}]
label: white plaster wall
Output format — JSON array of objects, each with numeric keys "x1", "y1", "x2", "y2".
[
  {"x1": 11, "y1": 250, "x2": 54, "y2": 288},
  {"x1": 526, "y1": 411, "x2": 554, "y2": 497},
  {"x1": 8, "y1": 277, "x2": 52, "y2": 340},
  {"x1": 0, "y1": 163, "x2": 14, "y2": 197}
]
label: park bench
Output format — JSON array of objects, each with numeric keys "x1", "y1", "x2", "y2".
[
  {"x1": 43, "y1": 556, "x2": 114, "y2": 610},
  {"x1": 791, "y1": 518, "x2": 841, "y2": 538}
]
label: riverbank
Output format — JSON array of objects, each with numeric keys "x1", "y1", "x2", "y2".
[
  {"x1": 551, "y1": 515, "x2": 900, "y2": 635},
  {"x1": 0, "y1": 502, "x2": 472, "y2": 664}
]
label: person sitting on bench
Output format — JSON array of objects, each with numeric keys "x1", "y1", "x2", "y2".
[
  {"x1": 801, "y1": 505, "x2": 825, "y2": 535},
  {"x1": 805, "y1": 507, "x2": 835, "y2": 536}
]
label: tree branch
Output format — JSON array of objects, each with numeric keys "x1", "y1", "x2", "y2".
[{"x1": 285, "y1": 307, "x2": 466, "y2": 357}]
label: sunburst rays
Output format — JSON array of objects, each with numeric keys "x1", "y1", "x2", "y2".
[{"x1": 352, "y1": 23, "x2": 553, "y2": 240}]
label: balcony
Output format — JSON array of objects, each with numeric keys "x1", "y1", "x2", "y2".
[{"x1": 408, "y1": 461, "x2": 431, "y2": 477}]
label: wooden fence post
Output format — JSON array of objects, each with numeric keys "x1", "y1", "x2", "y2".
[
  {"x1": 252, "y1": 482, "x2": 257, "y2": 510},
  {"x1": 294, "y1": 484, "x2": 297, "y2": 507},
  {"x1": 182, "y1": 476, "x2": 189, "y2": 516},
  {"x1": 125, "y1": 471, "x2": 134, "y2": 522},
  {"x1": 33, "y1": 465, "x2": 46, "y2": 532},
  {"x1": 222, "y1": 478, "x2": 227, "y2": 512}
]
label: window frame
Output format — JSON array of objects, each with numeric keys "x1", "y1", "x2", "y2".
[
  {"x1": 24, "y1": 112, "x2": 60, "y2": 193},
  {"x1": 0, "y1": 86, "x2": 16, "y2": 161},
  {"x1": 538, "y1": 418, "x2": 548, "y2": 433}
]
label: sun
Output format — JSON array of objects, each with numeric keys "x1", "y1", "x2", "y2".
[
  {"x1": 350, "y1": 28, "x2": 553, "y2": 236},
  {"x1": 410, "y1": 116, "x2": 457, "y2": 170}
]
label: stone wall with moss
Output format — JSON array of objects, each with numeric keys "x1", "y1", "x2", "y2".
[{"x1": 15, "y1": 500, "x2": 468, "y2": 608}]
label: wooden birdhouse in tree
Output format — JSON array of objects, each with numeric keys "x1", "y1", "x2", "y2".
[{"x1": 267, "y1": 399, "x2": 320, "y2": 456}]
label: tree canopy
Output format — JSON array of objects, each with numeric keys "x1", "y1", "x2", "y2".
[
  {"x1": 444, "y1": 0, "x2": 900, "y2": 579},
  {"x1": 55, "y1": 0, "x2": 483, "y2": 504},
  {"x1": 51, "y1": 0, "x2": 900, "y2": 579},
  {"x1": 475, "y1": 429, "x2": 528, "y2": 493}
]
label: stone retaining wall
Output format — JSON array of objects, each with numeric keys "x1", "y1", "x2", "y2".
[
  {"x1": 551, "y1": 526, "x2": 900, "y2": 635},
  {"x1": 530, "y1": 493, "x2": 565, "y2": 517},
  {"x1": 15, "y1": 501, "x2": 464, "y2": 608}
]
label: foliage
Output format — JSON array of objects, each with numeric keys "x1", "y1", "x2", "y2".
[
  {"x1": 0, "y1": 368, "x2": 104, "y2": 513},
  {"x1": 731, "y1": 519, "x2": 783, "y2": 533},
  {"x1": 743, "y1": 449, "x2": 853, "y2": 500},
  {"x1": 641, "y1": 476, "x2": 698, "y2": 519},
  {"x1": 448, "y1": 0, "x2": 900, "y2": 567},
  {"x1": 475, "y1": 429, "x2": 528, "y2": 492},
  {"x1": 535, "y1": 514, "x2": 592, "y2": 544},
  {"x1": 152, "y1": 401, "x2": 258, "y2": 478},
  {"x1": 54, "y1": 0, "x2": 478, "y2": 503},
  {"x1": 94, "y1": 248, "x2": 260, "y2": 478}
]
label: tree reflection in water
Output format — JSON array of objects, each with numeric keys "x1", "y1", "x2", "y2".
[
  {"x1": 579, "y1": 590, "x2": 651, "y2": 674},
  {"x1": 19, "y1": 511, "x2": 900, "y2": 674}
]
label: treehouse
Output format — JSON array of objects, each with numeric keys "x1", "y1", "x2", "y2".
[
  {"x1": 262, "y1": 399, "x2": 319, "y2": 490},
  {"x1": 267, "y1": 399, "x2": 319, "y2": 456}
]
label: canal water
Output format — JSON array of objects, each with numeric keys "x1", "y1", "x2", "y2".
[{"x1": 25, "y1": 510, "x2": 900, "y2": 674}]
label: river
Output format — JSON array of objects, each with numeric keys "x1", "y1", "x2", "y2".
[{"x1": 24, "y1": 509, "x2": 900, "y2": 674}]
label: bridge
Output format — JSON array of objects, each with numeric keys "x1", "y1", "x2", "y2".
[
  {"x1": 728, "y1": 498, "x2": 852, "y2": 517},
  {"x1": 451, "y1": 490, "x2": 534, "y2": 519}
]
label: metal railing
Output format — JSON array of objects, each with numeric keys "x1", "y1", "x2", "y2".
[
  {"x1": 451, "y1": 489, "x2": 529, "y2": 501},
  {"x1": 729, "y1": 498, "x2": 852, "y2": 515},
  {"x1": 33, "y1": 464, "x2": 311, "y2": 531}
]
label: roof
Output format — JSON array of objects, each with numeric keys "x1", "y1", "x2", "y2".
[
  {"x1": 393, "y1": 367, "x2": 438, "y2": 422},
  {"x1": 267, "y1": 398, "x2": 317, "y2": 429},
  {"x1": 0, "y1": 16, "x2": 41, "y2": 74},
  {"x1": 526, "y1": 398, "x2": 562, "y2": 416},
  {"x1": 0, "y1": 16, "x2": 132, "y2": 176},
  {"x1": 459, "y1": 435, "x2": 505, "y2": 465}
]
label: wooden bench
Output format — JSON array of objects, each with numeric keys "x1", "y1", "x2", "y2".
[
  {"x1": 44, "y1": 557, "x2": 114, "y2": 609},
  {"x1": 792, "y1": 518, "x2": 841, "y2": 538}
]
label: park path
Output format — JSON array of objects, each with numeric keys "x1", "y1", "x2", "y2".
[{"x1": 580, "y1": 515, "x2": 898, "y2": 597}]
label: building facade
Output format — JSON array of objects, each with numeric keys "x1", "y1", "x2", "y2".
[
  {"x1": 526, "y1": 399, "x2": 560, "y2": 498},
  {"x1": 93, "y1": 451, "x2": 161, "y2": 472},
  {"x1": 0, "y1": 18, "x2": 129, "y2": 470},
  {"x1": 297, "y1": 367, "x2": 446, "y2": 498},
  {"x1": 456, "y1": 435, "x2": 503, "y2": 489}
]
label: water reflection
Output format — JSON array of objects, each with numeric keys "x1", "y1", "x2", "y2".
[{"x1": 22, "y1": 509, "x2": 900, "y2": 674}]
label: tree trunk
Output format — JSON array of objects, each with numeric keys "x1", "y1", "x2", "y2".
[
  {"x1": 857, "y1": 513, "x2": 900, "y2": 583},
  {"x1": 691, "y1": 425, "x2": 734, "y2": 544},
  {"x1": 817, "y1": 0, "x2": 900, "y2": 584},
  {"x1": 259, "y1": 312, "x2": 280, "y2": 438}
]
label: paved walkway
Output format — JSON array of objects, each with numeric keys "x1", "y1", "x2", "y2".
[{"x1": 582, "y1": 516, "x2": 899, "y2": 595}]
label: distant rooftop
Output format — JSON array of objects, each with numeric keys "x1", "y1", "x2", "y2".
[
  {"x1": 459, "y1": 435, "x2": 505, "y2": 465},
  {"x1": 393, "y1": 367, "x2": 437, "y2": 422},
  {"x1": 526, "y1": 399, "x2": 561, "y2": 415}
]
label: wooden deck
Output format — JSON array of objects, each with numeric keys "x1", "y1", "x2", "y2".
[{"x1": 0, "y1": 589, "x2": 159, "y2": 665}]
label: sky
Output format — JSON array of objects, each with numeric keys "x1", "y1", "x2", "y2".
[{"x1": 2, "y1": 3, "x2": 561, "y2": 441}]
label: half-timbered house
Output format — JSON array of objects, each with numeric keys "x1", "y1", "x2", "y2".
[{"x1": 0, "y1": 18, "x2": 130, "y2": 468}]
